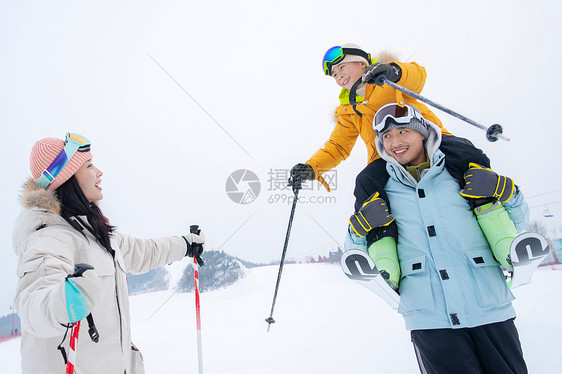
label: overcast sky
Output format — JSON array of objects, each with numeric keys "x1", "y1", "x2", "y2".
[{"x1": 1, "y1": 0, "x2": 561, "y2": 315}]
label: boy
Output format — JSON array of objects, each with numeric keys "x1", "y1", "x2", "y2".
[
  {"x1": 346, "y1": 103, "x2": 529, "y2": 373},
  {"x1": 290, "y1": 43, "x2": 453, "y2": 188}
]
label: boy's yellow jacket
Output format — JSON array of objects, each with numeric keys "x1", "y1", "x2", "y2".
[{"x1": 306, "y1": 61, "x2": 451, "y2": 181}]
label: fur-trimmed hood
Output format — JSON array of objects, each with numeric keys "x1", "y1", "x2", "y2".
[
  {"x1": 20, "y1": 178, "x2": 61, "y2": 214},
  {"x1": 12, "y1": 178, "x2": 67, "y2": 257},
  {"x1": 374, "y1": 50, "x2": 399, "y2": 65}
]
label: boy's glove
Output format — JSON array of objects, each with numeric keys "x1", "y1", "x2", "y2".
[
  {"x1": 362, "y1": 63, "x2": 402, "y2": 86},
  {"x1": 63, "y1": 264, "x2": 101, "y2": 323},
  {"x1": 184, "y1": 226, "x2": 205, "y2": 265},
  {"x1": 460, "y1": 163, "x2": 515, "y2": 202},
  {"x1": 349, "y1": 192, "x2": 394, "y2": 237},
  {"x1": 289, "y1": 163, "x2": 314, "y2": 187}
]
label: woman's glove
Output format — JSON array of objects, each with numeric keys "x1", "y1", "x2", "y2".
[
  {"x1": 183, "y1": 228, "x2": 205, "y2": 265},
  {"x1": 54, "y1": 264, "x2": 102, "y2": 324}
]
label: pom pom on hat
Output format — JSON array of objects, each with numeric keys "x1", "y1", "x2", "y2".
[{"x1": 30, "y1": 137, "x2": 92, "y2": 191}]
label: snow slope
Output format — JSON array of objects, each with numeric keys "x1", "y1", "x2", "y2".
[{"x1": 1, "y1": 264, "x2": 561, "y2": 373}]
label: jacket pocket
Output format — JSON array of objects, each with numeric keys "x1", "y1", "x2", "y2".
[
  {"x1": 465, "y1": 248, "x2": 515, "y2": 307},
  {"x1": 16, "y1": 257, "x2": 45, "y2": 278},
  {"x1": 86, "y1": 256, "x2": 115, "y2": 277},
  {"x1": 399, "y1": 256, "x2": 435, "y2": 312},
  {"x1": 130, "y1": 343, "x2": 146, "y2": 374},
  {"x1": 114, "y1": 249, "x2": 128, "y2": 273}
]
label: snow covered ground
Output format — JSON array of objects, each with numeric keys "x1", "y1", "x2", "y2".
[{"x1": 1, "y1": 263, "x2": 561, "y2": 373}]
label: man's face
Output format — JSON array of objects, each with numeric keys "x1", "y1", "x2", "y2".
[
  {"x1": 382, "y1": 127, "x2": 426, "y2": 166},
  {"x1": 331, "y1": 61, "x2": 367, "y2": 90}
]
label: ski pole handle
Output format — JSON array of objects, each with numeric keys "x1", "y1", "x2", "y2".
[
  {"x1": 66, "y1": 263, "x2": 94, "y2": 279},
  {"x1": 189, "y1": 225, "x2": 204, "y2": 266},
  {"x1": 382, "y1": 78, "x2": 510, "y2": 142}
]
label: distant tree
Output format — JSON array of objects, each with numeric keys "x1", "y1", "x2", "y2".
[
  {"x1": 127, "y1": 267, "x2": 170, "y2": 295},
  {"x1": 549, "y1": 225, "x2": 562, "y2": 241},
  {"x1": 527, "y1": 220, "x2": 550, "y2": 239},
  {"x1": 328, "y1": 247, "x2": 343, "y2": 263},
  {"x1": 177, "y1": 250, "x2": 248, "y2": 293}
]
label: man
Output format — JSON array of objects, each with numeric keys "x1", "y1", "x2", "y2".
[{"x1": 346, "y1": 103, "x2": 529, "y2": 373}]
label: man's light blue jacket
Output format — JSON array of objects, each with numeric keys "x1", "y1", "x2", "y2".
[{"x1": 346, "y1": 120, "x2": 529, "y2": 331}]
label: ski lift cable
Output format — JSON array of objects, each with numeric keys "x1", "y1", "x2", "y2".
[
  {"x1": 529, "y1": 200, "x2": 562, "y2": 209},
  {"x1": 526, "y1": 189, "x2": 562, "y2": 199}
]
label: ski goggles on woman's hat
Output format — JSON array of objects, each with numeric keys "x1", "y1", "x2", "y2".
[
  {"x1": 322, "y1": 46, "x2": 371, "y2": 76},
  {"x1": 373, "y1": 103, "x2": 428, "y2": 137},
  {"x1": 35, "y1": 133, "x2": 91, "y2": 189}
]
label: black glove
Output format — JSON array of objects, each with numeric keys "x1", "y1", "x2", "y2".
[
  {"x1": 459, "y1": 163, "x2": 515, "y2": 202},
  {"x1": 349, "y1": 192, "x2": 395, "y2": 237},
  {"x1": 183, "y1": 226, "x2": 205, "y2": 265},
  {"x1": 362, "y1": 63, "x2": 402, "y2": 86},
  {"x1": 288, "y1": 163, "x2": 315, "y2": 187}
]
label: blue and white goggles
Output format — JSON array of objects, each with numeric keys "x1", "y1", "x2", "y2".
[{"x1": 35, "y1": 133, "x2": 91, "y2": 189}]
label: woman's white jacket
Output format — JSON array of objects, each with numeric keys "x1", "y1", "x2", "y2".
[{"x1": 13, "y1": 179, "x2": 187, "y2": 373}]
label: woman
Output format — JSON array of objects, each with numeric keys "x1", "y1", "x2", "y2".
[{"x1": 13, "y1": 133, "x2": 205, "y2": 373}]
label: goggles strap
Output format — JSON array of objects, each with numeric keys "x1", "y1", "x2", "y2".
[
  {"x1": 341, "y1": 48, "x2": 371, "y2": 63},
  {"x1": 35, "y1": 141, "x2": 82, "y2": 189}
]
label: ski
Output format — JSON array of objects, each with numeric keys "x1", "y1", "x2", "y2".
[
  {"x1": 508, "y1": 232, "x2": 549, "y2": 288},
  {"x1": 341, "y1": 249, "x2": 400, "y2": 310}
]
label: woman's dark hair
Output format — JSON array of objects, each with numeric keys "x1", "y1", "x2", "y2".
[{"x1": 56, "y1": 175, "x2": 115, "y2": 254}]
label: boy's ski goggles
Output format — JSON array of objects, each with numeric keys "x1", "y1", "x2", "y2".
[
  {"x1": 35, "y1": 133, "x2": 91, "y2": 189},
  {"x1": 322, "y1": 46, "x2": 371, "y2": 76},
  {"x1": 373, "y1": 104, "x2": 425, "y2": 135}
]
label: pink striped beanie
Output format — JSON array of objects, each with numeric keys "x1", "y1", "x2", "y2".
[{"x1": 30, "y1": 137, "x2": 92, "y2": 191}]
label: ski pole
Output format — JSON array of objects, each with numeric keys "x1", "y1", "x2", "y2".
[
  {"x1": 382, "y1": 79, "x2": 509, "y2": 142},
  {"x1": 265, "y1": 178, "x2": 302, "y2": 331},
  {"x1": 64, "y1": 264, "x2": 99, "y2": 374},
  {"x1": 65, "y1": 321, "x2": 80, "y2": 374},
  {"x1": 190, "y1": 225, "x2": 204, "y2": 374}
]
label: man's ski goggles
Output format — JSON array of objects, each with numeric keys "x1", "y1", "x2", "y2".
[
  {"x1": 322, "y1": 46, "x2": 371, "y2": 76},
  {"x1": 373, "y1": 104, "x2": 425, "y2": 135},
  {"x1": 35, "y1": 133, "x2": 91, "y2": 189}
]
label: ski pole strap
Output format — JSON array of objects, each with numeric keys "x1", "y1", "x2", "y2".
[
  {"x1": 57, "y1": 316, "x2": 99, "y2": 367},
  {"x1": 349, "y1": 78, "x2": 363, "y2": 117},
  {"x1": 382, "y1": 79, "x2": 510, "y2": 142},
  {"x1": 57, "y1": 324, "x2": 72, "y2": 364},
  {"x1": 317, "y1": 175, "x2": 331, "y2": 192}
]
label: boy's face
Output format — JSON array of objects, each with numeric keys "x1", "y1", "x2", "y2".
[
  {"x1": 331, "y1": 61, "x2": 367, "y2": 90},
  {"x1": 382, "y1": 127, "x2": 426, "y2": 167}
]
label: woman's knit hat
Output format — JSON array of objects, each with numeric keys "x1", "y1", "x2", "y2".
[{"x1": 30, "y1": 136, "x2": 92, "y2": 191}]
